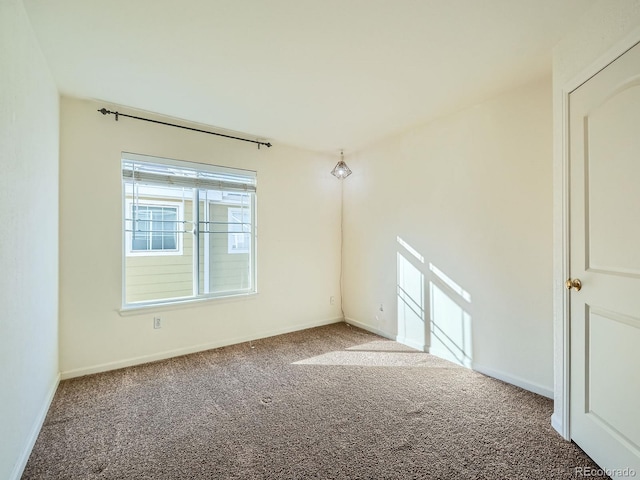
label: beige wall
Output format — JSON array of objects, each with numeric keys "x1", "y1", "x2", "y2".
[
  {"x1": 59, "y1": 96, "x2": 343, "y2": 377},
  {"x1": 0, "y1": 1, "x2": 60, "y2": 479},
  {"x1": 343, "y1": 77, "x2": 554, "y2": 396}
]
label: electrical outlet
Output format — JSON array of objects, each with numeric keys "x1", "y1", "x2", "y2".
[
  {"x1": 153, "y1": 317, "x2": 162, "y2": 329},
  {"x1": 330, "y1": 296, "x2": 335, "y2": 305}
]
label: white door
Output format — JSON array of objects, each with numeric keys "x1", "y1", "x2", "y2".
[{"x1": 569, "y1": 41, "x2": 640, "y2": 476}]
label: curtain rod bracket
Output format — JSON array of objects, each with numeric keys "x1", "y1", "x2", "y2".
[{"x1": 97, "y1": 107, "x2": 271, "y2": 148}]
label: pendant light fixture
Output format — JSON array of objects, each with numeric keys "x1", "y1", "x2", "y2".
[{"x1": 331, "y1": 150, "x2": 352, "y2": 179}]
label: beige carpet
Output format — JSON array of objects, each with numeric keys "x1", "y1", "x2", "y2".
[{"x1": 23, "y1": 323, "x2": 607, "y2": 479}]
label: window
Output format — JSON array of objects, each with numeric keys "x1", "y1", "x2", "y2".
[
  {"x1": 126, "y1": 201, "x2": 183, "y2": 255},
  {"x1": 122, "y1": 153, "x2": 256, "y2": 307}
]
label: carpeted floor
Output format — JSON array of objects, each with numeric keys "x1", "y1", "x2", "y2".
[{"x1": 23, "y1": 322, "x2": 607, "y2": 479}]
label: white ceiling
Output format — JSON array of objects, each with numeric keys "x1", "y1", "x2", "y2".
[{"x1": 23, "y1": 0, "x2": 595, "y2": 153}]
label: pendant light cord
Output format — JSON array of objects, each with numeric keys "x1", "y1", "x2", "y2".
[{"x1": 340, "y1": 178, "x2": 346, "y2": 322}]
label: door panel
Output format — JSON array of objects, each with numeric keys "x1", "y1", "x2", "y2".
[
  {"x1": 587, "y1": 307, "x2": 640, "y2": 449},
  {"x1": 586, "y1": 83, "x2": 640, "y2": 275},
  {"x1": 569, "y1": 41, "x2": 640, "y2": 475}
]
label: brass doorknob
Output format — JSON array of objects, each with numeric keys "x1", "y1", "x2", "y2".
[{"x1": 565, "y1": 278, "x2": 582, "y2": 291}]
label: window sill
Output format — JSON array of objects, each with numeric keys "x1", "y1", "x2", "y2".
[{"x1": 118, "y1": 291, "x2": 258, "y2": 316}]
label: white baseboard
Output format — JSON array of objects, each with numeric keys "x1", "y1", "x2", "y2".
[
  {"x1": 344, "y1": 318, "x2": 553, "y2": 399},
  {"x1": 60, "y1": 317, "x2": 343, "y2": 380},
  {"x1": 11, "y1": 373, "x2": 60, "y2": 480},
  {"x1": 551, "y1": 412, "x2": 569, "y2": 439},
  {"x1": 395, "y1": 336, "x2": 426, "y2": 352},
  {"x1": 344, "y1": 317, "x2": 427, "y2": 352},
  {"x1": 344, "y1": 317, "x2": 394, "y2": 340},
  {"x1": 472, "y1": 363, "x2": 554, "y2": 399}
]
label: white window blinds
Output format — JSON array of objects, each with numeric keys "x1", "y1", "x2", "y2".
[{"x1": 121, "y1": 152, "x2": 257, "y2": 192}]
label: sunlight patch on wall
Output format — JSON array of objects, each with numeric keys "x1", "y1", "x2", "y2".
[
  {"x1": 397, "y1": 251, "x2": 426, "y2": 350},
  {"x1": 429, "y1": 263, "x2": 471, "y2": 303},
  {"x1": 429, "y1": 263, "x2": 472, "y2": 368},
  {"x1": 394, "y1": 237, "x2": 473, "y2": 366},
  {"x1": 396, "y1": 236, "x2": 424, "y2": 263}
]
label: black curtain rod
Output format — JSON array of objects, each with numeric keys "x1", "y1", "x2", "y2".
[{"x1": 97, "y1": 108, "x2": 272, "y2": 149}]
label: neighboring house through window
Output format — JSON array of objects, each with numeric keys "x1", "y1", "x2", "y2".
[
  {"x1": 228, "y1": 207, "x2": 250, "y2": 254},
  {"x1": 126, "y1": 201, "x2": 183, "y2": 255},
  {"x1": 121, "y1": 153, "x2": 257, "y2": 307}
]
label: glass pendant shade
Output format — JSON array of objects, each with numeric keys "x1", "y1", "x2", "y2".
[{"x1": 331, "y1": 152, "x2": 352, "y2": 179}]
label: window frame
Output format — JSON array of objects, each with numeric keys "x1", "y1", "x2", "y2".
[{"x1": 121, "y1": 152, "x2": 257, "y2": 310}]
